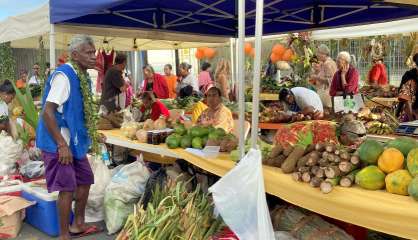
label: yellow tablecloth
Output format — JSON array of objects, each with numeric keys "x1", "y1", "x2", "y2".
[{"x1": 100, "y1": 129, "x2": 418, "y2": 239}]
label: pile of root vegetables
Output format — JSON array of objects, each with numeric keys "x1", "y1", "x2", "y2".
[{"x1": 264, "y1": 143, "x2": 361, "y2": 194}]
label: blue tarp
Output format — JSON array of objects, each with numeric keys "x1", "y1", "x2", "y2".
[{"x1": 50, "y1": 0, "x2": 418, "y2": 37}]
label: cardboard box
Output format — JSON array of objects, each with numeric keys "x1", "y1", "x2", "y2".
[{"x1": 0, "y1": 196, "x2": 34, "y2": 239}]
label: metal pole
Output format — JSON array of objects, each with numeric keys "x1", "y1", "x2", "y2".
[
  {"x1": 230, "y1": 38, "x2": 236, "y2": 94},
  {"x1": 49, "y1": 24, "x2": 56, "y2": 70},
  {"x1": 134, "y1": 51, "x2": 139, "y2": 91},
  {"x1": 250, "y1": 0, "x2": 264, "y2": 148},
  {"x1": 237, "y1": 0, "x2": 246, "y2": 158}
]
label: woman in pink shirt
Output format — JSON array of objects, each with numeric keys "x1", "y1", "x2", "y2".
[{"x1": 198, "y1": 62, "x2": 213, "y2": 93}]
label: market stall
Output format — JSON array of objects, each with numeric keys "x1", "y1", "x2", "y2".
[{"x1": 99, "y1": 129, "x2": 418, "y2": 240}]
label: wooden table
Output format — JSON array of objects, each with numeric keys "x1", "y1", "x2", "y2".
[{"x1": 100, "y1": 129, "x2": 418, "y2": 240}]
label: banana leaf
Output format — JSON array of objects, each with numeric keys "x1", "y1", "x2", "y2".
[{"x1": 11, "y1": 82, "x2": 39, "y2": 129}]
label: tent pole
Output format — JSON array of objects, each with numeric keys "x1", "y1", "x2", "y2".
[
  {"x1": 237, "y1": 0, "x2": 246, "y2": 158},
  {"x1": 230, "y1": 38, "x2": 235, "y2": 94},
  {"x1": 250, "y1": 0, "x2": 264, "y2": 148},
  {"x1": 49, "y1": 24, "x2": 56, "y2": 70}
]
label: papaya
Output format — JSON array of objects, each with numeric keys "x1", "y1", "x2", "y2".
[
  {"x1": 355, "y1": 166, "x2": 386, "y2": 190},
  {"x1": 358, "y1": 140, "x2": 384, "y2": 164},
  {"x1": 407, "y1": 148, "x2": 418, "y2": 177},
  {"x1": 386, "y1": 137, "x2": 418, "y2": 157},
  {"x1": 385, "y1": 170, "x2": 412, "y2": 195},
  {"x1": 408, "y1": 176, "x2": 418, "y2": 201},
  {"x1": 378, "y1": 148, "x2": 404, "y2": 173}
]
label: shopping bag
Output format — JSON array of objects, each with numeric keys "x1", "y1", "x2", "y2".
[
  {"x1": 333, "y1": 94, "x2": 364, "y2": 113},
  {"x1": 209, "y1": 149, "x2": 275, "y2": 240}
]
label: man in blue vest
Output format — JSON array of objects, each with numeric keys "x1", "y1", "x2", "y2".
[{"x1": 36, "y1": 35, "x2": 101, "y2": 239}]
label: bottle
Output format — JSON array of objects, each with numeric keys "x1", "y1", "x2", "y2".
[{"x1": 100, "y1": 144, "x2": 111, "y2": 166}]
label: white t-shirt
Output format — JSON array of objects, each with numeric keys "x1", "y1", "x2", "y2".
[
  {"x1": 291, "y1": 87, "x2": 324, "y2": 112},
  {"x1": 45, "y1": 63, "x2": 72, "y2": 145},
  {"x1": 28, "y1": 75, "x2": 40, "y2": 85}
]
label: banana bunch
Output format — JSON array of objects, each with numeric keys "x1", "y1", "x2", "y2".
[{"x1": 365, "y1": 121, "x2": 394, "y2": 135}]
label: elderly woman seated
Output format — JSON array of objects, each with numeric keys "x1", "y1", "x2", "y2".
[
  {"x1": 196, "y1": 87, "x2": 233, "y2": 133},
  {"x1": 329, "y1": 51, "x2": 360, "y2": 97}
]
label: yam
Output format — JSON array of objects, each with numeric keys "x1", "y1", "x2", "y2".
[
  {"x1": 296, "y1": 155, "x2": 309, "y2": 168},
  {"x1": 339, "y1": 161, "x2": 355, "y2": 173},
  {"x1": 292, "y1": 172, "x2": 302, "y2": 182},
  {"x1": 281, "y1": 146, "x2": 306, "y2": 174},
  {"x1": 283, "y1": 146, "x2": 294, "y2": 157},
  {"x1": 322, "y1": 151, "x2": 329, "y2": 159},
  {"x1": 306, "y1": 156, "x2": 319, "y2": 167},
  {"x1": 315, "y1": 168, "x2": 325, "y2": 178},
  {"x1": 350, "y1": 155, "x2": 360, "y2": 165},
  {"x1": 310, "y1": 165, "x2": 320, "y2": 175},
  {"x1": 339, "y1": 151, "x2": 350, "y2": 161},
  {"x1": 315, "y1": 143, "x2": 326, "y2": 152},
  {"x1": 325, "y1": 166, "x2": 342, "y2": 178},
  {"x1": 305, "y1": 144, "x2": 315, "y2": 153},
  {"x1": 310, "y1": 177, "x2": 322, "y2": 188},
  {"x1": 272, "y1": 155, "x2": 286, "y2": 168},
  {"x1": 302, "y1": 172, "x2": 312, "y2": 183},
  {"x1": 340, "y1": 169, "x2": 360, "y2": 187},
  {"x1": 270, "y1": 145, "x2": 283, "y2": 158},
  {"x1": 325, "y1": 144, "x2": 336, "y2": 153},
  {"x1": 318, "y1": 158, "x2": 329, "y2": 167},
  {"x1": 320, "y1": 181, "x2": 333, "y2": 194},
  {"x1": 298, "y1": 166, "x2": 311, "y2": 173}
]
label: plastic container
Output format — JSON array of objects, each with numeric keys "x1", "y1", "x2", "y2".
[
  {"x1": 21, "y1": 184, "x2": 72, "y2": 237},
  {"x1": 203, "y1": 146, "x2": 220, "y2": 158}
]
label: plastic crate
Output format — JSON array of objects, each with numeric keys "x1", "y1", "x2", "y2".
[{"x1": 21, "y1": 184, "x2": 72, "y2": 237}]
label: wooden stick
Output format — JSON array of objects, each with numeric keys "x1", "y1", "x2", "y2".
[
  {"x1": 318, "y1": 158, "x2": 329, "y2": 167},
  {"x1": 325, "y1": 144, "x2": 336, "y2": 153},
  {"x1": 350, "y1": 155, "x2": 360, "y2": 165},
  {"x1": 306, "y1": 156, "x2": 319, "y2": 167},
  {"x1": 320, "y1": 181, "x2": 333, "y2": 194},
  {"x1": 315, "y1": 143, "x2": 325, "y2": 152},
  {"x1": 310, "y1": 165, "x2": 320, "y2": 175},
  {"x1": 315, "y1": 168, "x2": 325, "y2": 178},
  {"x1": 339, "y1": 161, "x2": 355, "y2": 173},
  {"x1": 298, "y1": 166, "x2": 311, "y2": 173},
  {"x1": 339, "y1": 151, "x2": 350, "y2": 161}
]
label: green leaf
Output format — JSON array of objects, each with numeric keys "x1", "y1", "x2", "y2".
[
  {"x1": 11, "y1": 81, "x2": 39, "y2": 129},
  {"x1": 296, "y1": 131, "x2": 313, "y2": 148}
]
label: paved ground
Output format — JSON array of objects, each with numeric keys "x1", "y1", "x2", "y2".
[{"x1": 16, "y1": 223, "x2": 115, "y2": 240}]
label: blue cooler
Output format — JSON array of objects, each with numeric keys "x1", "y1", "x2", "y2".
[{"x1": 21, "y1": 183, "x2": 73, "y2": 237}]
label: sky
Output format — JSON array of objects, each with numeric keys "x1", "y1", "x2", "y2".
[{"x1": 0, "y1": 0, "x2": 47, "y2": 21}]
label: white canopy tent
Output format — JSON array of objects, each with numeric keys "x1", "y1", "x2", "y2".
[{"x1": 0, "y1": 4, "x2": 229, "y2": 51}]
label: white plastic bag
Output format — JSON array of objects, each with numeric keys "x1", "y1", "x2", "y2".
[
  {"x1": 104, "y1": 155, "x2": 150, "y2": 234},
  {"x1": 20, "y1": 161, "x2": 44, "y2": 178},
  {"x1": 0, "y1": 131, "x2": 23, "y2": 175},
  {"x1": 85, "y1": 155, "x2": 111, "y2": 223},
  {"x1": 209, "y1": 149, "x2": 275, "y2": 240}
]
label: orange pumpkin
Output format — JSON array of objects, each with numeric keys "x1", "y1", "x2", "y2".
[
  {"x1": 272, "y1": 44, "x2": 286, "y2": 58},
  {"x1": 245, "y1": 43, "x2": 252, "y2": 55},
  {"x1": 204, "y1": 48, "x2": 216, "y2": 59},
  {"x1": 282, "y1": 49, "x2": 294, "y2": 61},
  {"x1": 270, "y1": 52, "x2": 281, "y2": 63}
]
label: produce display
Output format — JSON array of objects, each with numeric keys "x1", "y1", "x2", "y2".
[
  {"x1": 165, "y1": 124, "x2": 238, "y2": 152},
  {"x1": 360, "y1": 85, "x2": 398, "y2": 98},
  {"x1": 229, "y1": 138, "x2": 273, "y2": 162},
  {"x1": 357, "y1": 107, "x2": 399, "y2": 135},
  {"x1": 117, "y1": 180, "x2": 224, "y2": 240},
  {"x1": 160, "y1": 96, "x2": 201, "y2": 111}
]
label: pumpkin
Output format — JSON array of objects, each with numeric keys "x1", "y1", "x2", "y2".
[
  {"x1": 136, "y1": 130, "x2": 148, "y2": 143},
  {"x1": 385, "y1": 170, "x2": 412, "y2": 195},
  {"x1": 407, "y1": 148, "x2": 418, "y2": 177},
  {"x1": 378, "y1": 148, "x2": 404, "y2": 173}
]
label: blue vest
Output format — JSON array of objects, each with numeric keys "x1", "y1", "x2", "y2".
[{"x1": 36, "y1": 64, "x2": 91, "y2": 159}]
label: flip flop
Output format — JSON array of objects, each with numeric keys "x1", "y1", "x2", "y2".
[{"x1": 70, "y1": 225, "x2": 103, "y2": 238}]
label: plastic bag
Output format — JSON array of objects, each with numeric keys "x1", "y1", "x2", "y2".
[
  {"x1": 209, "y1": 149, "x2": 275, "y2": 240},
  {"x1": 0, "y1": 131, "x2": 23, "y2": 175},
  {"x1": 104, "y1": 155, "x2": 150, "y2": 234},
  {"x1": 85, "y1": 155, "x2": 111, "y2": 223},
  {"x1": 20, "y1": 161, "x2": 44, "y2": 178}
]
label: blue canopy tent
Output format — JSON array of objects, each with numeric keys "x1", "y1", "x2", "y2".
[{"x1": 49, "y1": 0, "x2": 418, "y2": 153}]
